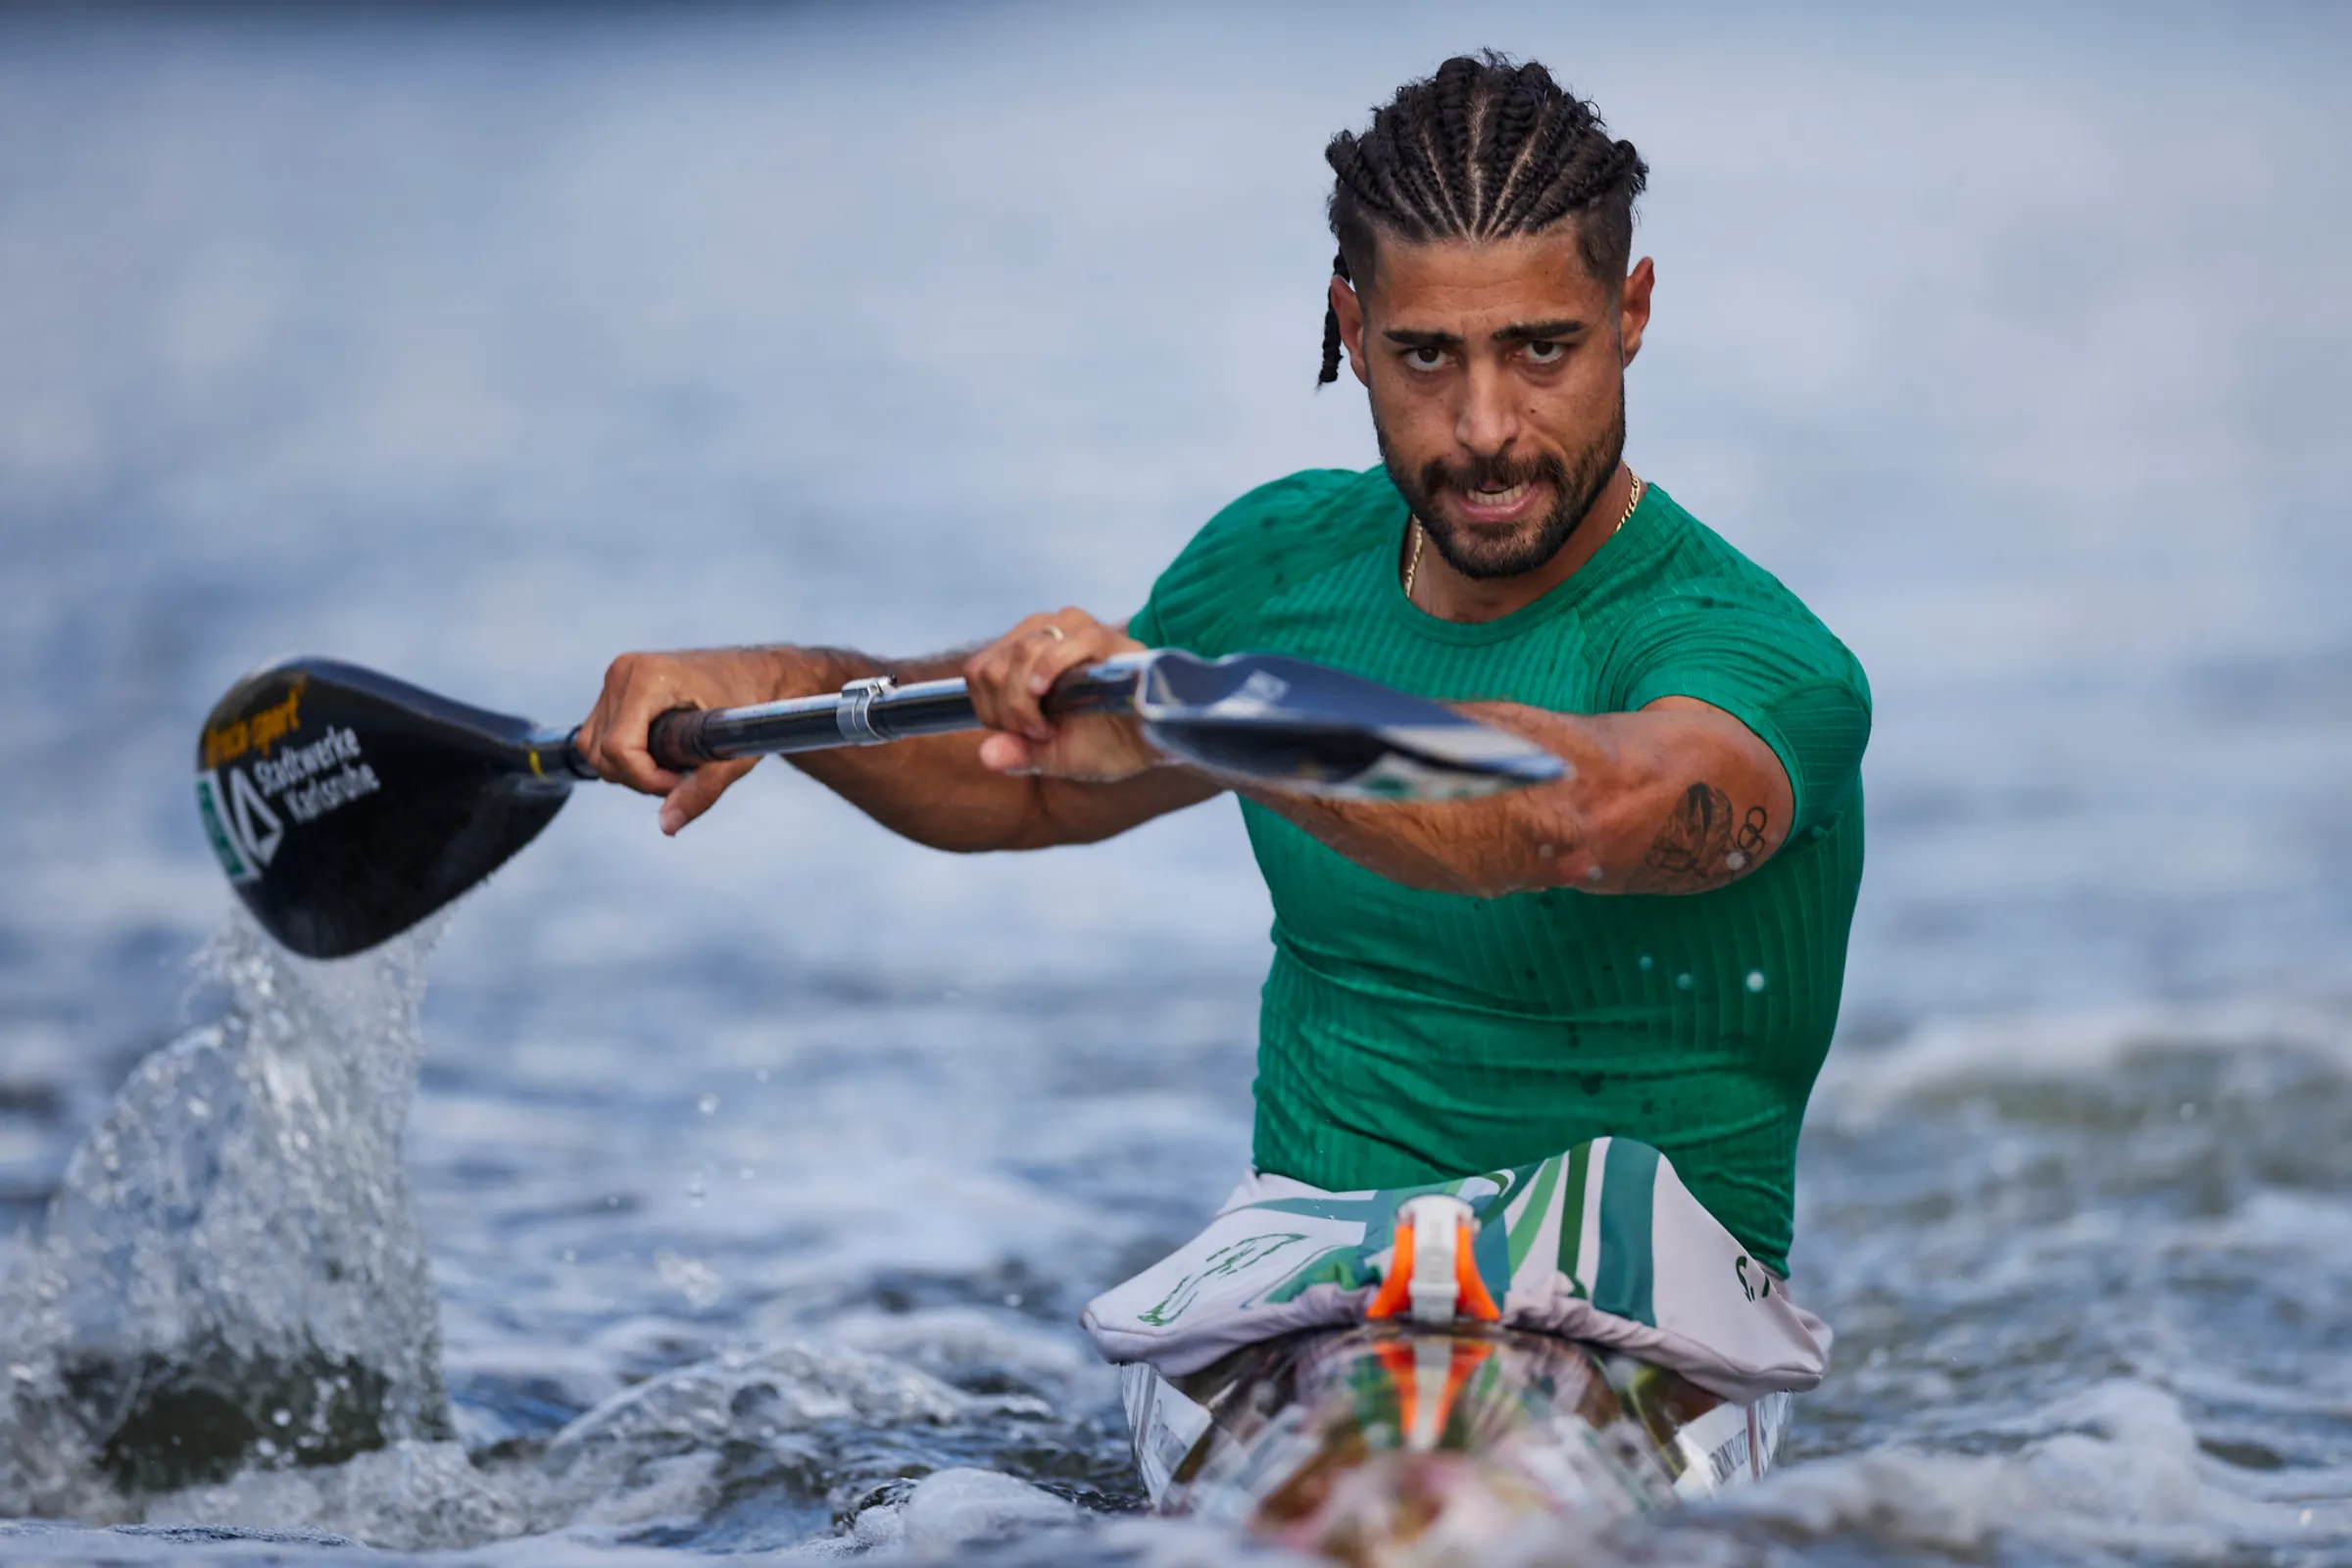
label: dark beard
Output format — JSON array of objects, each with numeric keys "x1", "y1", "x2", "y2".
[{"x1": 1377, "y1": 388, "x2": 1627, "y2": 581}]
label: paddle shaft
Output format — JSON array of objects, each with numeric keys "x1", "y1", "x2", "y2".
[{"x1": 584, "y1": 660, "x2": 1148, "y2": 776}]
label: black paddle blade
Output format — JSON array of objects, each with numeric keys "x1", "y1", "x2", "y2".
[
  {"x1": 1134, "y1": 651, "x2": 1566, "y2": 800},
  {"x1": 194, "y1": 659, "x2": 574, "y2": 958}
]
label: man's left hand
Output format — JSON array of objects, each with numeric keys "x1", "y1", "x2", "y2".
[{"x1": 965, "y1": 610, "x2": 1158, "y2": 781}]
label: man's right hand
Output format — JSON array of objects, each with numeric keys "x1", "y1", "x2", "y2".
[{"x1": 575, "y1": 647, "x2": 810, "y2": 835}]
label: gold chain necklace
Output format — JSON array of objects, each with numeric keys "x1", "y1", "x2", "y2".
[{"x1": 1405, "y1": 470, "x2": 1643, "y2": 605}]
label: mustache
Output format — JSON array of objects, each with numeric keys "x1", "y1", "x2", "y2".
[{"x1": 1417, "y1": 449, "x2": 1570, "y2": 499}]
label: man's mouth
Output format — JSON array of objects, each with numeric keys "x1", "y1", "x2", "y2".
[{"x1": 1452, "y1": 477, "x2": 1543, "y2": 522}]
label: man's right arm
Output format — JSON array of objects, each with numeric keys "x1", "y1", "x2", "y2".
[{"x1": 572, "y1": 626, "x2": 1220, "y2": 849}]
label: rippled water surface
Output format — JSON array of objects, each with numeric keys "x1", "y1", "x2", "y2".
[{"x1": 2, "y1": 4, "x2": 2349, "y2": 1562}]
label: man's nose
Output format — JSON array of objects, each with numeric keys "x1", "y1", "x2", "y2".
[{"x1": 1453, "y1": 363, "x2": 1520, "y2": 458}]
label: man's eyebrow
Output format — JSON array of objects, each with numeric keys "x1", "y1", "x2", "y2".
[
  {"x1": 1493, "y1": 318, "x2": 1587, "y2": 343},
  {"x1": 1379, "y1": 319, "x2": 1591, "y2": 349}
]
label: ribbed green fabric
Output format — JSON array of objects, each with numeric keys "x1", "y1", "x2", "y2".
[{"x1": 1130, "y1": 467, "x2": 1870, "y2": 1274}]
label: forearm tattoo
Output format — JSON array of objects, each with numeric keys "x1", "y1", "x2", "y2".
[{"x1": 1626, "y1": 783, "x2": 1769, "y2": 893}]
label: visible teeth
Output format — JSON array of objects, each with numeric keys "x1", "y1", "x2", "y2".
[{"x1": 1465, "y1": 481, "x2": 1531, "y2": 506}]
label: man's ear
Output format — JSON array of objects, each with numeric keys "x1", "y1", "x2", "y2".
[
  {"x1": 1330, "y1": 275, "x2": 1371, "y2": 388},
  {"x1": 1620, "y1": 257, "x2": 1655, "y2": 367}
]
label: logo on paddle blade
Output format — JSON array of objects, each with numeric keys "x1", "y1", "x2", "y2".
[
  {"x1": 196, "y1": 721, "x2": 387, "y2": 888},
  {"x1": 228, "y1": 767, "x2": 284, "y2": 866},
  {"x1": 195, "y1": 766, "x2": 286, "y2": 886},
  {"x1": 194, "y1": 771, "x2": 252, "y2": 884}
]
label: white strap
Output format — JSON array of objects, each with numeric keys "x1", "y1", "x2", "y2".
[{"x1": 1398, "y1": 1194, "x2": 1475, "y2": 1325}]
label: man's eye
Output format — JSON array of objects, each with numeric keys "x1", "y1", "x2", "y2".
[
  {"x1": 1525, "y1": 340, "x2": 1564, "y2": 364},
  {"x1": 1403, "y1": 346, "x2": 1448, "y2": 371}
]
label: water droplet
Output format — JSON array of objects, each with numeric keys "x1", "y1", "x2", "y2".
[
  {"x1": 561, "y1": 1249, "x2": 577, "y2": 1264},
  {"x1": 698, "y1": 1093, "x2": 719, "y2": 1116},
  {"x1": 738, "y1": 1165, "x2": 755, "y2": 1180},
  {"x1": 2178, "y1": 1102, "x2": 2196, "y2": 1120},
  {"x1": 1004, "y1": 1293, "x2": 1024, "y2": 1307},
  {"x1": 656, "y1": 1249, "x2": 722, "y2": 1307},
  {"x1": 1675, "y1": 973, "x2": 1693, "y2": 991},
  {"x1": 753, "y1": 1068, "x2": 770, "y2": 1084},
  {"x1": 1745, "y1": 970, "x2": 1767, "y2": 993},
  {"x1": 1537, "y1": 843, "x2": 1556, "y2": 858},
  {"x1": 606, "y1": 1194, "x2": 622, "y2": 1208},
  {"x1": 1638, "y1": 955, "x2": 1653, "y2": 971},
  {"x1": 185, "y1": 1098, "x2": 210, "y2": 1119},
  {"x1": 686, "y1": 1169, "x2": 707, "y2": 1200},
  {"x1": 1725, "y1": 850, "x2": 1746, "y2": 870},
  {"x1": 2301, "y1": 1509, "x2": 2313, "y2": 1527},
  {"x1": 272, "y1": 1407, "x2": 292, "y2": 1427},
  {"x1": 1585, "y1": 863, "x2": 1604, "y2": 883}
]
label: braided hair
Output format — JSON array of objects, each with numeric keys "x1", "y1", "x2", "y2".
[{"x1": 1319, "y1": 54, "x2": 1649, "y2": 385}]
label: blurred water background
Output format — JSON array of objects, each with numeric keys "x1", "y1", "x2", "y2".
[{"x1": 1, "y1": 2, "x2": 2349, "y2": 1562}]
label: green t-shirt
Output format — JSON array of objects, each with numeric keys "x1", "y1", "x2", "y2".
[{"x1": 1129, "y1": 467, "x2": 1870, "y2": 1274}]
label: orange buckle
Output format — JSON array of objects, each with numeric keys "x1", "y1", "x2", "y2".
[{"x1": 1365, "y1": 1194, "x2": 1500, "y2": 1324}]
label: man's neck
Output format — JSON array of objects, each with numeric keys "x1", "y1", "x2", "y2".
[{"x1": 1408, "y1": 464, "x2": 1637, "y2": 625}]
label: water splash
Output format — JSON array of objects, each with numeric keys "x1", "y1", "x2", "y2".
[
  {"x1": 0, "y1": 911, "x2": 452, "y2": 1513},
  {"x1": 0, "y1": 906, "x2": 1150, "y2": 1554}
]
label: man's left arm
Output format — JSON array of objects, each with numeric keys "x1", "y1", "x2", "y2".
[
  {"x1": 1243, "y1": 696, "x2": 1791, "y2": 899},
  {"x1": 962, "y1": 605, "x2": 1863, "y2": 898}
]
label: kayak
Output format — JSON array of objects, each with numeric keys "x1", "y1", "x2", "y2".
[{"x1": 1125, "y1": 1321, "x2": 1787, "y2": 1561}]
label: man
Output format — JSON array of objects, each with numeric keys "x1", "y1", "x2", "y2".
[{"x1": 577, "y1": 55, "x2": 1868, "y2": 1286}]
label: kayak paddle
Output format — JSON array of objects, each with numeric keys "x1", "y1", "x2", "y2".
[{"x1": 193, "y1": 650, "x2": 1565, "y2": 958}]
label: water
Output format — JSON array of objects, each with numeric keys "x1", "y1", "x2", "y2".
[
  {"x1": 1, "y1": 2, "x2": 2348, "y2": 1561},
  {"x1": 0, "y1": 917, "x2": 450, "y2": 1512}
]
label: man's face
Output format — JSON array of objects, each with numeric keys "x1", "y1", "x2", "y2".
[{"x1": 1333, "y1": 233, "x2": 1654, "y2": 579}]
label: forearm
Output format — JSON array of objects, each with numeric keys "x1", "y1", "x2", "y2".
[{"x1": 1241, "y1": 699, "x2": 1791, "y2": 898}]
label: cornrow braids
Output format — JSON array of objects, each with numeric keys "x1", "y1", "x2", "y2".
[
  {"x1": 1318, "y1": 250, "x2": 1351, "y2": 386},
  {"x1": 1478, "y1": 65, "x2": 1549, "y2": 221},
  {"x1": 1316, "y1": 52, "x2": 1648, "y2": 386}
]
